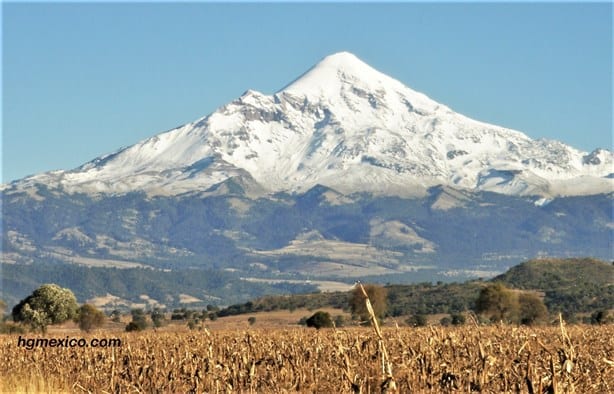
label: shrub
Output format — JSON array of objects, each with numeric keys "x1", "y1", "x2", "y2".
[
  {"x1": 306, "y1": 311, "x2": 333, "y2": 329},
  {"x1": 76, "y1": 304, "x2": 106, "y2": 332},
  {"x1": 590, "y1": 310, "x2": 613, "y2": 325},
  {"x1": 125, "y1": 309, "x2": 148, "y2": 331},
  {"x1": 126, "y1": 321, "x2": 145, "y2": 332},
  {"x1": 150, "y1": 308, "x2": 165, "y2": 328},
  {"x1": 451, "y1": 313, "x2": 466, "y2": 326},
  {"x1": 406, "y1": 313, "x2": 428, "y2": 327}
]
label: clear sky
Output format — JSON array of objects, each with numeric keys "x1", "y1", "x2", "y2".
[{"x1": 2, "y1": 2, "x2": 612, "y2": 183}]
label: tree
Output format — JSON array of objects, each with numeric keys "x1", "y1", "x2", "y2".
[
  {"x1": 150, "y1": 307, "x2": 165, "y2": 328},
  {"x1": 12, "y1": 284, "x2": 78, "y2": 333},
  {"x1": 306, "y1": 311, "x2": 333, "y2": 329},
  {"x1": 474, "y1": 283, "x2": 518, "y2": 323},
  {"x1": 518, "y1": 293, "x2": 548, "y2": 325},
  {"x1": 349, "y1": 283, "x2": 387, "y2": 323},
  {"x1": 125, "y1": 308, "x2": 148, "y2": 332},
  {"x1": 76, "y1": 304, "x2": 106, "y2": 332}
]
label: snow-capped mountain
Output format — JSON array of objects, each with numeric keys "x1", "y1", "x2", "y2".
[
  {"x1": 6, "y1": 51, "x2": 612, "y2": 198},
  {"x1": 3, "y1": 52, "x2": 613, "y2": 308}
]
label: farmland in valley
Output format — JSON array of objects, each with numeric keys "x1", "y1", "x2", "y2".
[{"x1": 1, "y1": 323, "x2": 612, "y2": 393}]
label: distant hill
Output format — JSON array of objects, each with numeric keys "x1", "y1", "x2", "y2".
[
  {"x1": 493, "y1": 257, "x2": 613, "y2": 288},
  {"x1": 216, "y1": 258, "x2": 613, "y2": 319},
  {"x1": 493, "y1": 258, "x2": 613, "y2": 316}
]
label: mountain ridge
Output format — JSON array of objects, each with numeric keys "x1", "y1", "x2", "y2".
[{"x1": 3, "y1": 52, "x2": 612, "y2": 198}]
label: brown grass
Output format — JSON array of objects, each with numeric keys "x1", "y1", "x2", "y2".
[{"x1": 1, "y1": 324, "x2": 612, "y2": 393}]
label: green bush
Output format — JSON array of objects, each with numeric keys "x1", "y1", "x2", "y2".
[
  {"x1": 451, "y1": 313, "x2": 466, "y2": 326},
  {"x1": 306, "y1": 311, "x2": 333, "y2": 329},
  {"x1": 125, "y1": 309, "x2": 148, "y2": 331},
  {"x1": 590, "y1": 310, "x2": 613, "y2": 324},
  {"x1": 406, "y1": 313, "x2": 428, "y2": 327}
]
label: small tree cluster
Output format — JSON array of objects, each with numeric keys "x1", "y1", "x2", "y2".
[
  {"x1": 474, "y1": 283, "x2": 548, "y2": 325},
  {"x1": 171, "y1": 307, "x2": 218, "y2": 322},
  {"x1": 440, "y1": 313, "x2": 467, "y2": 326}
]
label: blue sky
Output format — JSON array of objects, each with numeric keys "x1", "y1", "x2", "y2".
[{"x1": 2, "y1": 2, "x2": 612, "y2": 183}]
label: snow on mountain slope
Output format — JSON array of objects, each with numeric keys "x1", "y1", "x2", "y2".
[{"x1": 5, "y1": 52, "x2": 613, "y2": 198}]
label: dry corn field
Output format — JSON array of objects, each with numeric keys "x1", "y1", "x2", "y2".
[{"x1": 1, "y1": 323, "x2": 613, "y2": 393}]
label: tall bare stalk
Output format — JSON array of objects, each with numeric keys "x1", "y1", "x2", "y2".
[{"x1": 358, "y1": 282, "x2": 397, "y2": 392}]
